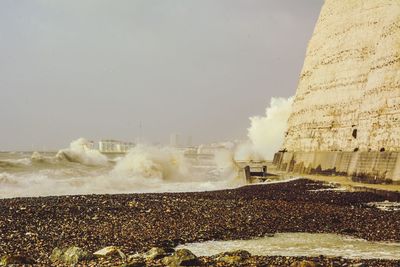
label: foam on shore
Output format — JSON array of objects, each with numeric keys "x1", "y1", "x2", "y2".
[{"x1": 177, "y1": 233, "x2": 400, "y2": 260}]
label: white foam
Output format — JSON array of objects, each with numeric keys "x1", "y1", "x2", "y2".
[
  {"x1": 177, "y1": 233, "x2": 400, "y2": 260},
  {"x1": 56, "y1": 138, "x2": 108, "y2": 166},
  {"x1": 0, "y1": 143, "x2": 243, "y2": 198},
  {"x1": 241, "y1": 97, "x2": 293, "y2": 161},
  {"x1": 367, "y1": 201, "x2": 400, "y2": 211}
]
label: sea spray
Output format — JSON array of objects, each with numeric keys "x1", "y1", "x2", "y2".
[
  {"x1": 213, "y1": 148, "x2": 239, "y2": 179},
  {"x1": 247, "y1": 97, "x2": 293, "y2": 160},
  {"x1": 233, "y1": 141, "x2": 262, "y2": 161},
  {"x1": 112, "y1": 145, "x2": 190, "y2": 181},
  {"x1": 56, "y1": 138, "x2": 108, "y2": 166},
  {"x1": 31, "y1": 151, "x2": 45, "y2": 162},
  {"x1": 0, "y1": 173, "x2": 18, "y2": 186},
  {"x1": 231, "y1": 97, "x2": 293, "y2": 162},
  {"x1": 0, "y1": 141, "x2": 242, "y2": 198}
]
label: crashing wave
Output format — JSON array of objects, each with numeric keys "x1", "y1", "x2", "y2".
[
  {"x1": 112, "y1": 145, "x2": 190, "y2": 180},
  {"x1": 56, "y1": 138, "x2": 108, "y2": 166},
  {"x1": 31, "y1": 151, "x2": 46, "y2": 163},
  {"x1": 0, "y1": 160, "x2": 21, "y2": 169},
  {"x1": 0, "y1": 141, "x2": 242, "y2": 198},
  {"x1": 0, "y1": 173, "x2": 18, "y2": 186},
  {"x1": 0, "y1": 158, "x2": 31, "y2": 171}
]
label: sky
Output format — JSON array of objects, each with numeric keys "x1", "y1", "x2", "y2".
[{"x1": 0, "y1": 0, "x2": 324, "y2": 151}]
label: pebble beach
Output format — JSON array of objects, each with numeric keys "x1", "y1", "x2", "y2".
[{"x1": 1, "y1": 179, "x2": 399, "y2": 266}]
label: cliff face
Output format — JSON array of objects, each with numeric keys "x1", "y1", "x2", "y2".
[{"x1": 284, "y1": 0, "x2": 400, "y2": 153}]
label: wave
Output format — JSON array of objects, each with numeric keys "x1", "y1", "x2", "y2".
[
  {"x1": 0, "y1": 157, "x2": 32, "y2": 172},
  {"x1": 0, "y1": 137, "x2": 110, "y2": 173},
  {"x1": 0, "y1": 160, "x2": 25, "y2": 169},
  {"x1": 0, "y1": 173, "x2": 19, "y2": 186},
  {"x1": 112, "y1": 145, "x2": 191, "y2": 181},
  {"x1": 56, "y1": 138, "x2": 108, "y2": 166},
  {"x1": 0, "y1": 142, "x2": 242, "y2": 198}
]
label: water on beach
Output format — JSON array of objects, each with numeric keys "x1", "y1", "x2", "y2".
[
  {"x1": 177, "y1": 233, "x2": 400, "y2": 260},
  {"x1": 367, "y1": 201, "x2": 400, "y2": 211},
  {"x1": 0, "y1": 140, "x2": 242, "y2": 198}
]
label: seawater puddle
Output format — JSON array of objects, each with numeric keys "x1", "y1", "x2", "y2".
[
  {"x1": 177, "y1": 233, "x2": 400, "y2": 260},
  {"x1": 367, "y1": 201, "x2": 400, "y2": 211},
  {"x1": 308, "y1": 187, "x2": 349, "y2": 192}
]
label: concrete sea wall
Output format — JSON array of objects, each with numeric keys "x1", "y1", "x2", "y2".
[{"x1": 273, "y1": 151, "x2": 400, "y2": 184}]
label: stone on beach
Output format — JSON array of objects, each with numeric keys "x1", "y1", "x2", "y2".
[
  {"x1": 144, "y1": 247, "x2": 171, "y2": 260},
  {"x1": 214, "y1": 250, "x2": 251, "y2": 264},
  {"x1": 50, "y1": 246, "x2": 92, "y2": 265},
  {"x1": 162, "y1": 249, "x2": 199, "y2": 267},
  {"x1": 0, "y1": 255, "x2": 36, "y2": 266},
  {"x1": 93, "y1": 246, "x2": 126, "y2": 260},
  {"x1": 290, "y1": 260, "x2": 317, "y2": 267}
]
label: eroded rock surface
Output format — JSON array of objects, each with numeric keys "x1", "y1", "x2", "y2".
[{"x1": 284, "y1": 0, "x2": 400, "y2": 153}]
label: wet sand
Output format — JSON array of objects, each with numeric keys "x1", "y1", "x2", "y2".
[{"x1": 0, "y1": 179, "x2": 399, "y2": 266}]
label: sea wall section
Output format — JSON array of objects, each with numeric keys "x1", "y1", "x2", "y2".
[{"x1": 273, "y1": 151, "x2": 400, "y2": 183}]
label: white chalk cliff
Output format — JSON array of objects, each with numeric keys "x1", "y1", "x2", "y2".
[{"x1": 284, "y1": 0, "x2": 400, "y2": 153}]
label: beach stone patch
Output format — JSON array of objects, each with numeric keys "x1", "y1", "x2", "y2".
[
  {"x1": 120, "y1": 256, "x2": 146, "y2": 267},
  {"x1": 214, "y1": 250, "x2": 251, "y2": 264},
  {"x1": 0, "y1": 255, "x2": 36, "y2": 265},
  {"x1": 162, "y1": 249, "x2": 199, "y2": 266},
  {"x1": 0, "y1": 179, "x2": 399, "y2": 266},
  {"x1": 50, "y1": 246, "x2": 92, "y2": 265},
  {"x1": 290, "y1": 260, "x2": 317, "y2": 267},
  {"x1": 144, "y1": 247, "x2": 171, "y2": 260},
  {"x1": 94, "y1": 246, "x2": 126, "y2": 260}
]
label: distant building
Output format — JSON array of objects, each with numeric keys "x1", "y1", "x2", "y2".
[
  {"x1": 196, "y1": 144, "x2": 227, "y2": 155},
  {"x1": 98, "y1": 140, "x2": 135, "y2": 153},
  {"x1": 170, "y1": 134, "x2": 194, "y2": 148},
  {"x1": 170, "y1": 134, "x2": 181, "y2": 147},
  {"x1": 187, "y1": 135, "x2": 193, "y2": 147}
]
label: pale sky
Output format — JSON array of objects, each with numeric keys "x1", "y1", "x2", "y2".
[{"x1": 0, "y1": 0, "x2": 323, "y2": 151}]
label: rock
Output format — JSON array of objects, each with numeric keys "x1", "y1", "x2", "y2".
[
  {"x1": 214, "y1": 250, "x2": 251, "y2": 264},
  {"x1": 215, "y1": 250, "x2": 251, "y2": 259},
  {"x1": 144, "y1": 247, "x2": 170, "y2": 260},
  {"x1": 0, "y1": 255, "x2": 36, "y2": 265},
  {"x1": 290, "y1": 260, "x2": 317, "y2": 267},
  {"x1": 94, "y1": 246, "x2": 126, "y2": 260},
  {"x1": 128, "y1": 201, "x2": 139, "y2": 208},
  {"x1": 49, "y1": 248, "x2": 64, "y2": 263},
  {"x1": 218, "y1": 255, "x2": 242, "y2": 265},
  {"x1": 162, "y1": 249, "x2": 199, "y2": 267},
  {"x1": 50, "y1": 246, "x2": 92, "y2": 265}
]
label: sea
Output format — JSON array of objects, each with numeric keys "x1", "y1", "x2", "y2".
[{"x1": 0, "y1": 141, "x2": 240, "y2": 199}]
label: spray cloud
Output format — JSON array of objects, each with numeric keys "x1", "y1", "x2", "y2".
[
  {"x1": 56, "y1": 138, "x2": 108, "y2": 166},
  {"x1": 235, "y1": 97, "x2": 293, "y2": 161}
]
